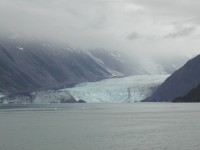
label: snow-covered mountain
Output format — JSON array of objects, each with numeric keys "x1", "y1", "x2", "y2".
[{"x1": 32, "y1": 74, "x2": 169, "y2": 103}]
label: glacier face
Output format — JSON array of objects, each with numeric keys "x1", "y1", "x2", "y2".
[
  {"x1": 0, "y1": 75, "x2": 169, "y2": 104},
  {"x1": 31, "y1": 75, "x2": 169, "y2": 104},
  {"x1": 30, "y1": 75, "x2": 169, "y2": 104},
  {"x1": 26, "y1": 75, "x2": 169, "y2": 104},
  {"x1": 59, "y1": 75, "x2": 169, "y2": 103},
  {"x1": 33, "y1": 90, "x2": 76, "y2": 104}
]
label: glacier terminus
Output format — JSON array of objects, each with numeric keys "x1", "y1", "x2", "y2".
[{"x1": 33, "y1": 75, "x2": 169, "y2": 103}]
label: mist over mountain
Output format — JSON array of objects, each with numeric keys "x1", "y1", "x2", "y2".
[
  {"x1": 0, "y1": 0, "x2": 200, "y2": 102},
  {"x1": 0, "y1": 37, "x2": 123, "y2": 93},
  {"x1": 0, "y1": 30, "x2": 193, "y2": 95},
  {"x1": 1, "y1": 2, "x2": 200, "y2": 150},
  {"x1": 1, "y1": 0, "x2": 200, "y2": 56},
  {"x1": 143, "y1": 54, "x2": 200, "y2": 102}
]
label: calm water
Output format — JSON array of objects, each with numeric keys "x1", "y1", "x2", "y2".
[{"x1": 0, "y1": 103, "x2": 200, "y2": 150}]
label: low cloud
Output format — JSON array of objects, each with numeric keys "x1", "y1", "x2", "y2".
[
  {"x1": 164, "y1": 26, "x2": 196, "y2": 39},
  {"x1": 0, "y1": 0, "x2": 200, "y2": 57},
  {"x1": 126, "y1": 32, "x2": 141, "y2": 40}
]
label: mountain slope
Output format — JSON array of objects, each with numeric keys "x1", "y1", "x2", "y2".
[
  {"x1": 88, "y1": 49, "x2": 146, "y2": 75},
  {"x1": 0, "y1": 38, "x2": 127, "y2": 93},
  {"x1": 1, "y1": 35, "x2": 153, "y2": 94},
  {"x1": 143, "y1": 54, "x2": 200, "y2": 102},
  {"x1": 0, "y1": 44, "x2": 110, "y2": 93},
  {"x1": 173, "y1": 84, "x2": 200, "y2": 102}
]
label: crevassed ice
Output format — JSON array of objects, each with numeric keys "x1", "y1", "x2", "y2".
[
  {"x1": 33, "y1": 75, "x2": 169, "y2": 103},
  {"x1": 33, "y1": 90, "x2": 73, "y2": 104},
  {"x1": 64, "y1": 75, "x2": 169, "y2": 103}
]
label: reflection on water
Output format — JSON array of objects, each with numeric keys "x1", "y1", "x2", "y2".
[{"x1": 0, "y1": 103, "x2": 200, "y2": 150}]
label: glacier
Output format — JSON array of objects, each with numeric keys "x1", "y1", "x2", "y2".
[
  {"x1": 33, "y1": 75, "x2": 169, "y2": 103},
  {"x1": 66, "y1": 75, "x2": 169, "y2": 103}
]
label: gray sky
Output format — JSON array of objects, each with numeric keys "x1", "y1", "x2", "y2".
[{"x1": 0, "y1": 0, "x2": 200, "y2": 56}]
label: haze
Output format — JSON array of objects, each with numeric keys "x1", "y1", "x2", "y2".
[{"x1": 0, "y1": 0, "x2": 200, "y2": 56}]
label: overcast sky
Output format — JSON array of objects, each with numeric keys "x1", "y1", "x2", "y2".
[{"x1": 0, "y1": 0, "x2": 200, "y2": 56}]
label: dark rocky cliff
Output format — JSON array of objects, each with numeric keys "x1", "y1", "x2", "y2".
[
  {"x1": 173, "y1": 84, "x2": 200, "y2": 102},
  {"x1": 143, "y1": 54, "x2": 200, "y2": 102}
]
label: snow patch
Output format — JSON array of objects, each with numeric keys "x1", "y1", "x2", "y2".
[
  {"x1": 110, "y1": 52, "x2": 124, "y2": 62},
  {"x1": 17, "y1": 47, "x2": 24, "y2": 51},
  {"x1": 66, "y1": 47, "x2": 75, "y2": 52}
]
